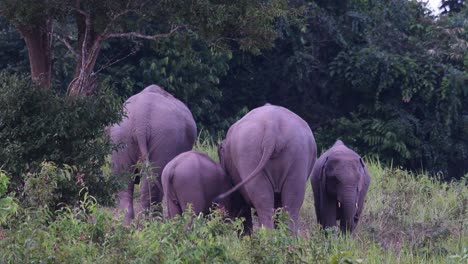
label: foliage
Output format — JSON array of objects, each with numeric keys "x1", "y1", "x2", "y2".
[
  {"x1": 217, "y1": 0, "x2": 467, "y2": 179},
  {"x1": 0, "y1": 0, "x2": 466, "y2": 179},
  {"x1": 20, "y1": 161, "x2": 120, "y2": 210},
  {"x1": 316, "y1": 1, "x2": 468, "y2": 179},
  {"x1": 0, "y1": 18, "x2": 28, "y2": 74},
  {"x1": 0, "y1": 170, "x2": 18, "y2": 224},
  {"x1": 0, "y1": 0, "x2": 294, "y2": 93},
  {"x1": 0, "y1": 72, "x2": 123, "y2": 204},
  {"x1": 100, "y1": 34, "x2": 235, "y2": 133}
]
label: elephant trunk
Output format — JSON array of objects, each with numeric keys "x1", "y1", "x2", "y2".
[{"x1": 338, "y1": 190, "x2": 358, "y2": 234}]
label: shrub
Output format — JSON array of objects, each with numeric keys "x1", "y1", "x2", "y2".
[
  {"x1": 0, "y1": 72, "x2": 123, "y2": 205},
  {"x1": 0, "y1": 170, "x2": 18, "y2": 224}
]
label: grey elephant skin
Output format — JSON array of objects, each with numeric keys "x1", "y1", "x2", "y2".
[
  {"x1": 109, "y1": 85, "x2": 197, "y2": 225},
  {"x1": 217, "y1": 104, "x2": 317, "y2": 233},
  {"x1": 311, "y1": 140, "x2": 371, "y2": 233},
  {"x1": 162, "y1": 150, "x2": 246, "y2": 220}
]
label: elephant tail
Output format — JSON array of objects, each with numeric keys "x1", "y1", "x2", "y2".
[
  {"x1": 161, "y1": 165, "x2": 176, "y2": 204},
  {"x1": 135, "y1": 133, "x2": 150, "y2": 182},
  {"x1": 135, "y1": 133, "x2": 163, "y2": 191},
  {"x1": 214, "y1": 144, "x2": 275, "y2": 203}
]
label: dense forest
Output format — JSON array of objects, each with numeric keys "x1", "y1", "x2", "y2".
[
  {"x1": 0, "y1": 0, "x2": 467, "y2": 196},
  {"x1": 0, "y1": 1, "x2": 467, "y2": 262}
]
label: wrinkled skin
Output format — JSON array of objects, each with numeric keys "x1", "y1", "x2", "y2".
[
  {"x1": 162, "y1": 151, "x2": 248, "y2": 224},
  {"x1": 110, "y1": 85, "x2": 197, "y2": 226},
  {"x1": 311, "y1": 140, "x2": 371, "y2": 234},
  {"x1": 217, "y1": 104, "x2": 317, "y2": 233}
]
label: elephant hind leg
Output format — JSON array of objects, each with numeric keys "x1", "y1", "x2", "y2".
[
  {"x1": 256, "y1": 207, "x2": 275, "y2": 230},
  {"x1": 246, "y1": 173, "x2": 275, "y2": 230},
  {"x1": 118, "y1": 182, "x2": 135, "y2": 226},
  {"x1": 280, "y1": 176, "x2": 307, "y2": 234},
  {"x1": 167, "y1": 196, "x2": 183, "y2": 218}
]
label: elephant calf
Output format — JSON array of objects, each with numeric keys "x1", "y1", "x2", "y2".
[
  {"x1": 311, "y1": 140, "x2": 371, "y2": 233},
  {"x1": 162, "y1": 151, "x2": 244, "y2": 219}
]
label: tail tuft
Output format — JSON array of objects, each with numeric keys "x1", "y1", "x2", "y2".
[{"x1": 213, "y1": 194, "x2": 227, "y2": 204}]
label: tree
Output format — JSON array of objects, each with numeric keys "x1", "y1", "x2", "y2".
[
  {"x1": 0, "y1": 0, "x2": 291, "y2": 95},
  {"x1": 218, "y1": 0, "x2": 467, "y2": 179},
  {"x1": 0, "y1": 1, "x2": 53, "y2": 87}
]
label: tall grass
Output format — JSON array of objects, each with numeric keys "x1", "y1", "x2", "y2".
[{"x1": 0, "y1": 140, "x2": 466, "y2": 263}]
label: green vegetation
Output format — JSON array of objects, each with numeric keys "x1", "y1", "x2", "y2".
[
  {"x1": 2, "y1": 0, "x2": 465, "y2": 179},
  {"x1": 0, "y1": 170, "x2": 18, "y2": 224},
  {"x1": 0, "y1": 0, "x2": 292, "y2": 94},
  {"x1": 0, "y1": 73, "x2": 123, "y2": 205},
  {"x1": 0, "y1": 140, "x2": 466, "y2": 263}
]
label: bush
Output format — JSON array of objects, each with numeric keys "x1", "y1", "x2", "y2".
[
  {"x1": 0, "y1": 170, "x2": 18, "y2": 224},
  {"x1": 0, "y1": 72, "x2": 123, "y2": 205}
]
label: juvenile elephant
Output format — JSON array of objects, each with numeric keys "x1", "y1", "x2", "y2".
[
  {"x1": 311, "y1": 140, "x2": 371, "y2": 233},
  {"x1": 162, "y1": 150, "x2": 247, "y2": 221},
  {"x1": 109, "y1": 85, "x2": 197, "y2": 225},
  {"x1": 216, "y1": 104, "x2": 317, "y2": 233}
]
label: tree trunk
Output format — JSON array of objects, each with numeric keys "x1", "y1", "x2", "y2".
[
  {"x1": 67, "y1": 12, "x2": 102, "y2": 96},
  {"x1": 17, "y1": 20, "x2": 52, "y2": 88},
  {"x1": 67, "y1": 45, "x2": 100, "y2": 96}
]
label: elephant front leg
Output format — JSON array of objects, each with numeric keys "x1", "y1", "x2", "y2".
[
  {"x1": 118, "y1": 182, "x2": 135, "y2": 226},
  {"x1": 320, "y1": 194, "x2": 337, "y2": 231}
]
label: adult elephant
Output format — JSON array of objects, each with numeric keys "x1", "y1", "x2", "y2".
[
  {"x1": 110, "y1": 85, "x2": 197, "y2": 226},
  {"x1": 311, "y1": 140, "x2": 371, "y2": 233},
  {"x1": 216, "y1": 104, "x2": 317, "y2": 233}
]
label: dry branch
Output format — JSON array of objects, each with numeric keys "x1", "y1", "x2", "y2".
[
  {"x1": 50, "y1": 31, "x2": 78, "y2": 58},
  {"x1": 105, "y1": 26, "x2": 184, "y2": 40}
]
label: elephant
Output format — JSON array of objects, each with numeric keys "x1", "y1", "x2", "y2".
[
  {"x1": 161, "y1": 150, "x2": 247, "y2": 222},
  {"x1": 216, "y1": 104, "x2": 317, "y2": 233},
  {"x1": 109, "y1": 84, "x2": 197, "y2": 225},
  {"x1": 310, "y1": 140, "x2": 371, "y2": 233}
]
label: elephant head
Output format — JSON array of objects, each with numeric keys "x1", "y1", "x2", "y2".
[{"x1": 320, "y1": 152, "x2": 367, "y2": 233}]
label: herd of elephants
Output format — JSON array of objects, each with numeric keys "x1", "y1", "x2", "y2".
[{"x1": 109, "y1": 84, "x2": 371, "y2": 235}]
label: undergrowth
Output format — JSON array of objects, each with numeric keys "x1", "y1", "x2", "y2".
[{"x1": 0, "y1": 140, "x2": 466, "y2": 263}]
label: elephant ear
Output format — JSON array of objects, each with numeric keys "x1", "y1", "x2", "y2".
[
  {"x1": 320, "y1": 157, "x2": 329, "y2": 183},
  {"x1": 319, "y1": 157, "x2": 329, "y2": 200},
  {"x1": 358, "y1": 158, "x2": 371, "y2": 194},
  {"x1": 355, "y1": 157, "x2": 371, "y2": 225}
]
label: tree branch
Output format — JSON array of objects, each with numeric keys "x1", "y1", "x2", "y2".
[
  {"x1": 50, "y1": 31, "x2": 79, "y2": 58},
  {"x1": 104, "y1": 25, "x2": 184, "y2": 40},
  {"x1": 74, "y1": 0, "x2": 90, "y2": 18},
  {"x1": 101, "y1": 0, "x2": 153, "y2": 36},
  {"x1": 94, "y1": 45, "x2": 141, "y2": 74}
]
